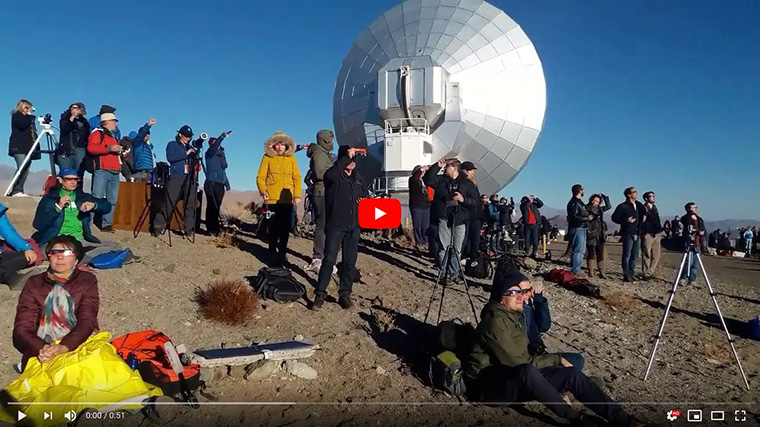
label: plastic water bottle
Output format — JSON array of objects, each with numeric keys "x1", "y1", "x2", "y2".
[{"x1": 126, "y1": 353, "x2": 140, "y2": 370}]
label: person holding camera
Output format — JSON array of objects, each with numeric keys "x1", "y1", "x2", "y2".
[
  {"x1": 129, "y1": 119, "x2": 157, "y2": 182},
  {"x1": 679, "y1": 203, "x2": 705, "y2": 285},
  {"x1": 423, "y1": 159, "x2": 479, "y2": 280},
  {"x1": 585, "y1": 193, "x2": 611, "y2": 278},
  {"x1": 86, "y1": 112, "x2": 122, "y2": 232},
  {"x1": 611, "y1": 187, "x2": 645, "y2": 282},
  {"x1": 203, "y1": 131, "x2": 232, "y2": 236},
  {"x1": 57, "y1": 102, "x2": 90, "y2": 176},
  {"x1": 311, "y1": 146, "x2": 367, "y2": 310},
  {"x1": 566, "y1": 184, "x2": 592, "y2": 276},
  {"x1": 256, "y1": 131, "x2": 302, "y2": 264},
  {"x1": 520, "y1": 194, "x2": 544, "y2": 258},
  {"x1": 8, "y1": 99, "x2": 40, "y2": 197},
  {"x1": 151, "y1": 125, "x2": 200, "y2": 237}
]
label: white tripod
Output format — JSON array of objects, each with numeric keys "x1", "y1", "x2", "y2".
[{"x1": 4, "y1": 118, "x2": 57, "y2": 197}]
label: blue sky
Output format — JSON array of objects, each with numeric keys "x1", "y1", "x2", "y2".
[{"x1": 0, "y1": 0, "x2": 757, "y2": 220}]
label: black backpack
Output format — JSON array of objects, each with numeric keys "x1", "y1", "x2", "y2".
[
  {"x1": 464, "y1": 254, "x2": 491, "y2": 279},
  {"x1": 251, "y1": 267, "x2": 306, "y2": 303},
  {"x1": 429, "y1": 319, "x2": 476, "y2": 399}
]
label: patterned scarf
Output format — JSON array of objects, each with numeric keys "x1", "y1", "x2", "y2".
[{"x1": 37, "y1": 269, "x2": 77, "y2": 344}]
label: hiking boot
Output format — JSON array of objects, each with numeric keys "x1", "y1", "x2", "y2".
[
  {"x1": 575, "y1": 271, "x2": 589, "y2": 280},
  {"x1": 597, "y1": 261, "x2": 608, "y2": 279},
  {"x1": 687, "y1": 281, "x2": 696, "y2": 286},
  {"x1": 587, "y1": 259, "x2": 596, "y2": 278},
  {"x1": 311, "y1": 294, "x2": 325, "y2": 311},
  {"x1": 623, "y1": 276, "x2": 632, "y2": 283},
  {"x1": 305, "y1": 258, "x2": 322, "y2": 273},
  {"x1": 124, "y1": 250, "x2": 141, "y2": 265},
  {"x1": 338, "y1": 295, "x2": 354, "y2": 309}
]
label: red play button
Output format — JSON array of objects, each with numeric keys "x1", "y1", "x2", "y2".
[{"x1": 358, "y1": 198, "x2": 401, "y2": 229}]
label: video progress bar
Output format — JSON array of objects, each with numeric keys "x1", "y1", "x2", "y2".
[{"x1": 8, "y1": 402, "x2": 756, "y2": 406}]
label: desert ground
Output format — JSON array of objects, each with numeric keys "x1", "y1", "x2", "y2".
[{"x1": 0, "y1": 196, "x2": 757, "y2": 427}]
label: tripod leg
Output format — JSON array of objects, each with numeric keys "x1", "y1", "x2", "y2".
[
  {"x1": 424, "y1": 245, "x2": 450, "y2": 325},
  {"x1": 643, "y1": 251, "x2": 688, "y2": 380},
  {"x1": 695, "y1": 253, "x2": 751, "y2": 390},
  {"x1": 453, "y1": 242, "x2": 480, "y2": 322},
  {"x1": 437, "y1": 245, "x2": 453, "y2": 326}
]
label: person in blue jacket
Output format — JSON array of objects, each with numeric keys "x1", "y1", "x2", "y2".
[
  {"x1": 150, "y1": 125, "x2": 197, "y2": 236},
  {"x1": 0, "y1": 203, "x2": 38, "y2": 289},
  {"x1": 131, "y1": 118, "x2": 157, "y2": 182},
  {"x1": 521, "y1": 281, "x2": 586, "y2": 371},
  {"x1": 203, "y1": 130, "x2": 232, "y2": 236},
  {"x1": 32, "y1": 168, "x2": 134, "y2": 265}
]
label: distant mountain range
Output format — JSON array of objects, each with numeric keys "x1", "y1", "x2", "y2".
[{"x1": 1, "y1": 164, "x2": 755, "y2": 235}]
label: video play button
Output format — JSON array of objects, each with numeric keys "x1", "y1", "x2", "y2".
[
  {"x1": 374, "y1": 207, "x2": 386, "y2": 220},
  {"x1": 17, "y1": 410, "x2": 26, "y2": 421}
]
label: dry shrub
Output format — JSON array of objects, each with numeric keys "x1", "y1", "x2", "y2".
[
  {"x1": 603, "y1": 292, "x2": 637, "y2": 314},
  {"x1": 196, "y1": 278, "x2": 258, "y2": 325},
  {"x1": 221, "y1": 202, "x2": 255, "y2": 226},
  {"x1": 369, "y1": 307, "x2": 397, "y2": 333},
  {"x1": 702, "y1": 340, "x2": 732, "y2": 366},
  {"x1": 210, "y1": 231, "x2": 239, "y2": 248}
]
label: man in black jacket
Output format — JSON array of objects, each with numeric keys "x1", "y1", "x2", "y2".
[
  {"x1": 640, "y1": 191, "x2": 664, "y2": 280},
  {"x1": 679, "y1": 202, "x2": 706, "y2": 285},
  {"x1": 312, "y1": 146, "x2": 367, "y2": 310},
  {"x1": 520, "y1": 195, "x2": 544, "y2": 258},
  {"x1": 566, "y1": 184, "x2": 591, "y2": 276},
  {"x1": 611, "y1": 187, "x2": 645, "y2": 282},
  {"x1": 423, "y1": 159, "x2": 479, "y2": 280},
  {"x1": 57, "y1": 102, "x2": 90, "y2": 178},
  {"x1": 408, "y1": 165, "x2": 431, "y2": 250}
]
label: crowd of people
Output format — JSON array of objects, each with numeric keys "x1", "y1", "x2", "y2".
[{"x1": 3, "y1": 98, "x2": 748, "y2": 427}]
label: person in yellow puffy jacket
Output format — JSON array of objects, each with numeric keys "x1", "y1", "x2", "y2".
[{"x1": 256, "y1": 131, "x2": 302, "y2": 264}]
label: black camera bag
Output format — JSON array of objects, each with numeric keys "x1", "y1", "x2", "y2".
[{"x1": 251, "y1": 267, "x2": 305, "y2": 303}]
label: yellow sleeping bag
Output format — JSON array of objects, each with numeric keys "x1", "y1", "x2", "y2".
[{"x1": 0, "y1": 332, "x2": 162, "y2": 427}]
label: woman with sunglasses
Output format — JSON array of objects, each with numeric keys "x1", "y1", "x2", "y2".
[
  {"x1": 12, "y1": 235, "x2": 99, "y2": 371},
  {"x1": 8, "y1": 99, "x2": 41, "y2": 197}
]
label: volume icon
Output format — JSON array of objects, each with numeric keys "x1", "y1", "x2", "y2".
[{"x1": 64, "y1": 410, "x2": 77, "y2": 422}]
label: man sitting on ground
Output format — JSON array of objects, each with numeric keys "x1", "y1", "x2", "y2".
[
  {"x1": 465, "y1": 271, "x2": 639, "y2": 427},
  {"x1": 0, "y1": 203, "x2": 39, "y2": 289},
  {"x1": 32, "y1": 169, "x2": 136, "y2": 265}
]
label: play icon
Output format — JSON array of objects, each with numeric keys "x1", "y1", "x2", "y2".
[
  {"x1": 358, "y1": 198, "x2": 401, "y2": 229},
  {"x1": 17, "y1": 410, "x2": 26, "y2": 421}
]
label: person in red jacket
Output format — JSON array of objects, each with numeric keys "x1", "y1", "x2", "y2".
[
  {"x1": 87, "y1": 112, "x2": 123, "y2": 232},
  {"x1": 13, "y1": 235, "x2": 99, "y2": 370}
]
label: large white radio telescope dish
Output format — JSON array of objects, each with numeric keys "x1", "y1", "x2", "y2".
[{"x1": 333, "y1": 0, "x2": 546, "y2": 196}]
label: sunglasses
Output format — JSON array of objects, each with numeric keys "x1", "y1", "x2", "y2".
[
  {"x1": 503, "y1": 288, "x2": 532, "y2": 296},
  {"x1": 61, "y1": 177, "x2": 80, "y2": 182},
  {"x1": 47, "y1": 249, "x2": 76, "y2": 257}
]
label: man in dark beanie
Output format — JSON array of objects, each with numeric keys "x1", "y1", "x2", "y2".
[
  {"x1": 465, "y1": 271, "x2": 636, "y2": 427},
  {"x1": 311, "y1": 146, "x2": 367, "y2": 310}
]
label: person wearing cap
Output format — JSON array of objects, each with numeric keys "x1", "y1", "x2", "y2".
[
  {"x1": 256, "y1": 131, "x2": 302, "y2": 264},
  {"x1": 13, "y1": 235, "x2": 100, "y2": 371},
  {"x1": 32, "y1": 169, "x2": 130, "y2": 265},
  {"x1": 423, "y1": 158, "x2": 479, "y2": 280},
  {"x1": 203, "y1": 130, "x2": 232, "y2": 236},
  {"x1": 57, "y1": 102, "x2": 91, "y2": 176},
  {"x1": 87, "y1": 111, "x2": 123, "y2": 232},
  {"x1": 408, "y1": 164, "x2": 431, "y2": 251},
  {"x1": 611, "y1": 187, "x2": 645, "y2": 282},
  {"x1": 465, "y1": 271, "x2": 634, "y2": 427},
  {"x1": 0, "y1": 201, "x2": 39, "y2": 290},
  {"x1": 130, "y1": 118, "x2": 158, "y2": 182},
  {"x1": 88, "y1": 105, "x2": 121, "y2": 141},
  {"x1": 151, "y1": 125, "x2": 200, "y2": 236},
  {"x1": 8, "y1": 99, "x2": 40, "y2": 197},
  {"x1": 311, "y1": 146, "x2": 367, "y2": 310}
]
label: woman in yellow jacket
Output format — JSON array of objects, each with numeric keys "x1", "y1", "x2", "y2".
[{"x1": 256, "y1": 131, "x2": 302, "y2": 264}]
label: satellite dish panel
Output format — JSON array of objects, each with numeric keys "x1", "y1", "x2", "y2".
[{"x1": 333, "y1": 0, "x2": 546, "y2": 195}]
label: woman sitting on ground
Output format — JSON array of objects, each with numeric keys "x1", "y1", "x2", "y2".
[{"x1": 12, "y1": 235, "x2": 99, "y2": 370}]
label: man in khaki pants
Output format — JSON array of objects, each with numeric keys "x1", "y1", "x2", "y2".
[{"x1": 641, "y1": 191, "x2": 663, "y2": 280}]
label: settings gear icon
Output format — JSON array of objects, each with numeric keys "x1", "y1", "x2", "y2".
[{"x1": 666, "y1": 410, "x2": 681, "y2": 421}]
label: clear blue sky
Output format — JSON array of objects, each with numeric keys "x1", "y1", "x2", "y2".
[{"x1": 1, "y1": 0, "x2": 757, "y2": 220}]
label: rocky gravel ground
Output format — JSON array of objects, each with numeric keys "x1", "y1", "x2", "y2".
[{"x1": 0, "y1": 197, "x2": 757, "y2": 427}]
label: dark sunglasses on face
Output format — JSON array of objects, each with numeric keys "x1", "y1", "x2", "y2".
[
  {"x1": 503, "y1": 288, "x2": 531, "y2": 296},
  {"x1": 61, "y1": 177, "x2": 80, "y2": 182},
  {"x1": 47, "y1": 249, "x2": 76, "y2": 257}
]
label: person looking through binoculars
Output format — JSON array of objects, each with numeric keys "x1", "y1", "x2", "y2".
[{"x1": 423, "y1": 158, "x2": 479, "y2": 281}]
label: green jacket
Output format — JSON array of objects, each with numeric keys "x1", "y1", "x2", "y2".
[
  {"x1": 307, "y1": 130, "x2": 335, "y2": 197},
  {"x1": 465, "y1": 301, "x2": 562, "y2": 379}
]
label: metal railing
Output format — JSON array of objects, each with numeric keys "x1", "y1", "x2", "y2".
[
  {"x1": 384, "y1": 118, "x2": 429, "y2": 135},
  {"x1": 372, "y1": 176, "x2": 409, "y2": 193}
]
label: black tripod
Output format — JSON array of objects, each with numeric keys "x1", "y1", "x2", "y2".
[
  {"x1": 165, "y1": 155, "x2": 203, "y2": 244},
  {"x1": 643, "y1": 240, "x2": 750, "y2": 390},
  {"x1": 424, "y1": 213, "x2": 479, "y2": 326},
  {"x1": 133, "y1": 173, "x2": 185, "y2": 247}
]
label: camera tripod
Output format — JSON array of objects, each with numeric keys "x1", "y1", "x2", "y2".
[
  {"x1": 4, "y1": 121, "x2": 57, "y2": 196},
  {"x1": 133, "y1": 178, "x2": 186, "y2": 247},
  {"x1": 424, "y1": 214, "x2": 479, "y2": 326},
  {"x1": 643, "y1": 241, "x2": 750, "y2": 390}
]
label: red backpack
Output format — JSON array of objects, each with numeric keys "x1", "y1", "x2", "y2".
[
  {"x1": 111, "y1": 330, "x2": 201, "y2": 399},
  {"x1": 548, "y1": 268, "x2": 574, "y2": 285}
]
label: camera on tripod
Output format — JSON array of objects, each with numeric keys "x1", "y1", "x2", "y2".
[
  {"x1": 37, "y1": 113, "x2": 53, "y2": 126},
  {"x1": 686, "y1": 224, "x2": 697, "y2": 244},
  {"x1": 191, "y1": 132, "x2": 208, "y2": 151},
  {"x1": 445, "y1": 183, "x2": 459, "y2": 208}
]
